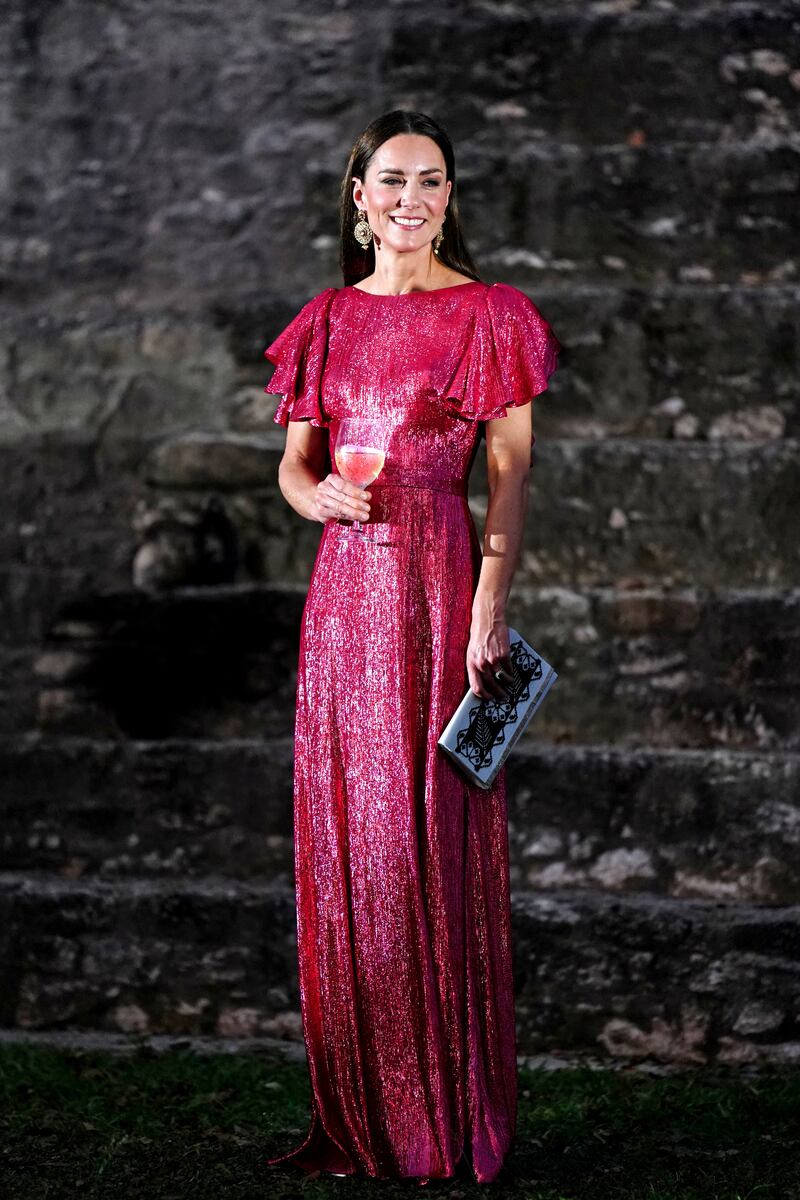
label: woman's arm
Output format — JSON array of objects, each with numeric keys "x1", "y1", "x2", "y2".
[
  {"x1": 278, "y1": 422, "x2": 371, "y2": 525},
  {"x1": 467, "y1": 401, "x2": 532, "y2": 699}
]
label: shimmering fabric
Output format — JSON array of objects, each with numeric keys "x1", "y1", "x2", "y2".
[{"x1": 263, "y1": 281, "x2": 560, "y2": 1185}]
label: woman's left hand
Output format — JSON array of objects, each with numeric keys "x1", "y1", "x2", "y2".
[{"x1": 466, "y1": 617, "x2": 514, "y2": 700}]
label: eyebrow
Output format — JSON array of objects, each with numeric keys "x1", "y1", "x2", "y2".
[{"x1": 377, "y1": 167, "x2": 444, "y2": 175}]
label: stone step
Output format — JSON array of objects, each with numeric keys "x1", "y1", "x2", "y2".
[
  {"x1": 28, "y1": 583, "x2": 304, "y2": 739},
  {"x1": 392, "y1": 5, "x2": 800, "y2": 149},
  {"x1": 0, "y1": 1027, "x2": 658, "y2": 1075},
  {"x1": 508, "y1": 584, "x2": 800, "y2": 749},
  {"x1": 2, "y1": 736, "x2": 800, "y2": 905},
  {"x1": 254, "y1": 281, "x2": 800, "y2": 441},
  {"x1": 27, "y1": 584, "x2": 800, "y2": 749},
  {"x1": 6, "y1": 425, "x2": 800, "y2": 676},
  {"x1": 468, "y1": 138, "x2": 800, "y2": 287},
  {"x1": 5, "y1": 284, "x2": 798, "y2": 450},
  {"x1": 6, "y1": 433, "x2": 799, "y2": 629},
  {"x1": 145, "y1": 434, "x2": 800, "y2": 589},
  {"x1": 1, "y1": 870, "x2": 798, "y2": 1066},
  {"x1": 5, "y1": 7, "x2": 796, "y2": 306}
]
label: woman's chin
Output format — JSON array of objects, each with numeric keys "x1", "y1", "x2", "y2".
[{"x1": 379, "y1": 235, "x2": 432, "y2": 255}]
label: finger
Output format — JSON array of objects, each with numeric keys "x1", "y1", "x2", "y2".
[
  {"x1": 324, "y1": 488, "x2": 370, "y2": 521},
  {"x1": 327, "y1": 478, "x2": 370, "y2": 505},
  {"x1": 330, "y1": 475, "x2": 371, "y2": 502},
  {"x1": 468, "y1": 664, "x2": 491, "y2": 700},
  {"x1": 471, "y1": 662, "x2": 505, "y2": 701},
  {"x1": 480, "y1": 663, "x2": 511, "y2": 700},
  {"x1": 493, "y1": 657, "x2": 515, "y2": 690}
]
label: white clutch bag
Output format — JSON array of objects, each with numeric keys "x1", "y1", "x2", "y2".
[{"x1": 437, "y1": 627, "x2": 558, "y2": 790}]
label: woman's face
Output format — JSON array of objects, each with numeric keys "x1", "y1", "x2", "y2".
[{"x1": 352, "y1": 133, "x2": 451, "y2": 255}]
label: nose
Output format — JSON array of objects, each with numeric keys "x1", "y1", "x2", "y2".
[{"x1": 398, "y1": 181, "x2": 423, "y2": 207}]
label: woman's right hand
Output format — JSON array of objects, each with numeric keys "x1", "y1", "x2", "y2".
[{"x1": 314, "y1": 473, "x2": 371, "y2": 525}]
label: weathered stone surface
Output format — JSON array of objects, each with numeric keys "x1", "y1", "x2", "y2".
[
  {"x1": 0, "y1": 646, "x2": 39, "y2": 738},
  {"x1": 2, "y1": 871, "x2": 799, "y2": 1065},
  {"x1": 6, "y1": 426, "x2": 800, "y2": 655},
  {"x1": 0, "y1": 872, "x2": 296, "y2": 1035},
  {"x1": 3, "y1": 3, "x2": 799, "y2": 314},
  {"x1": 708, "y1": 405, "x2": 787, "y2": 441},
  {"x1": 26, "y1": 584, "x2": 800, "y2": 747},
  {"x1": 3, "y1": 284, "x2": 799, "y2": 445},
  {"x1": 146, "y1": 433, "x2": 280, "y2": 489},
  {"x1": 3, "y1": 438, "x2": 141, "y2": 613},
  {"x1": 473, "y1": 138, "x2": 800, "y2": 286},
  {"x1": 2, "y1": 0, "x2": 799, "y2": 1066},
  {"x1": 0, "y1": 735, "x2": 295, "y2": 883},
  {"x1": 142, "y1": 436, "x2": 800, "y2": 588},
  {"x1": 3, "y1": 736, "x2": 800, "y2": 904},
  {"x1": 513, "y1": 887, "x2": 800, "y2": 1063},
  {"x1": 32, "y1": 584, "x2": 305, "y2": 739},
  {"x1": 507, "y1": 585, "x2": 800, "y2": 748},
  {"x1": 0, "y1": 1027, "x2": 309, "y2": 1062},
  {"x1": 0, "y1": 317, "x2": 235, "y2": 440},
  {"x1": 513, "y1": 438, "x2": 800, "y2": 588},
  {"x1": 506, "y1": 743, "x2": 800, "y2": 903},
  {"x1": 534, "y1": 283, "x2": 800, "y2": 442}
]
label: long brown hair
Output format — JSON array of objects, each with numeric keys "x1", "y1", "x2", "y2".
[{"x1": 338, "y1": 110, "x2": 482, "y2": 287}]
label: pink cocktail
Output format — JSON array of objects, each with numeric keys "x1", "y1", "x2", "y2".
[
  {"x1": 334, "y1": 419, "x2": 387, "y2": 537},
  {"x1": 335, "y1": 445, "x2": 386, "y2": 489}
]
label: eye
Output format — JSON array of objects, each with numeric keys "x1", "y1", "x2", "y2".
[{"x1": 381, "y1": 177, "x2": 402, "y2": 185}]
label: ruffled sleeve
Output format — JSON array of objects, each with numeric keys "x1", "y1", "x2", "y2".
[
  {"x1": 443, "y1": 282, "x2": 562, "y2": 431},
  {"x1": 263, "y1": 287, "x2": 337, "y2": 427}
]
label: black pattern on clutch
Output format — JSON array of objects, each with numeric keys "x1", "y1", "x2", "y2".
[{"x1": 454, "y1": 641, "x2": 543, "y2": 769}]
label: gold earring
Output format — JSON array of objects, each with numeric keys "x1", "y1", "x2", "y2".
[
  {"x1": 433, "y1": 213, "x2": 446, "y2": 254},
  {"x1": 353, "y1": 208, "x2": 373, "y2": 248}
]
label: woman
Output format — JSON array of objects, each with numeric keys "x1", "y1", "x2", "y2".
[{"x1": 264, "y1": 110, "x2": 561, "y2": 1185}]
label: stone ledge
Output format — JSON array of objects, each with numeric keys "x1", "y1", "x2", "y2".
[
  {"x1": 25, "y1": 583, "x2": 800, "y2": 746},
  {"x1": 7, "y1": 434, "x2": 794, "y2": 591},
  {"x1": 0, "y1": 1026, "x2": 780, "y2": 1079},
  {"x1": 2, "y1": 283, "x2": 799, "y2": 446},
  {"x1": 3, "y1": 735, "x2": 800, "y2": 904},
  {"x1": 1, "y1": 871, "x2": 799, "y2": 1066}
]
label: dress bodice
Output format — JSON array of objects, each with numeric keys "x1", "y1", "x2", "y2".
[{"x1": 264, "y1": 281, "x2": 561, "y2": 497}]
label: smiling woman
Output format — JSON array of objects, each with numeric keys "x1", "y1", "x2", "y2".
[
  {"x1": 338, "y1": 110, "x2": 482, "y2": 293},
  {"x1": 264, "y1": 109, "x2": 561, "y2": 1187}
]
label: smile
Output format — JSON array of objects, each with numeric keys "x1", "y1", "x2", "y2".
[{"x1": 390, "y1": 215, "x2": 425, "y2": 228}]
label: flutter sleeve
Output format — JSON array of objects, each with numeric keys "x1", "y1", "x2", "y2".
[
  {"x1": 443, "y1": 282, "x2": 562, "y2": 432},
  {"x1": 263, "y1": 287, "x2": 337, "y2": 427}
]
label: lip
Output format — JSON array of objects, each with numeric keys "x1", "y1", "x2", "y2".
[{"x1": 389, "y1": 214, "x2": 425, "y2": 227}]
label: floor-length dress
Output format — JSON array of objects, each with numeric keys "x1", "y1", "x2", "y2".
[{"x1": 263, "y1": 280, "x2": 560, "y2": 1184}]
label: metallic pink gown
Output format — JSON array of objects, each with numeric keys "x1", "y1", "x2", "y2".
[{"x1": 263, "y1": 281, "x2": 560, "y2": 1184}]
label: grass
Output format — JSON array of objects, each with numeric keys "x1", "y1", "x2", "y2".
[{"x1": 1, "y1": 1042, "x2": 799, "y2": 1199}]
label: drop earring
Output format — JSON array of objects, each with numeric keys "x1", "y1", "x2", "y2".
[
  {"x1": 433, "y1": 213, "x2": 446, "y2": 254},
  {"x1": 353, "y1": 208, "x2": 373, "y2": 248}
]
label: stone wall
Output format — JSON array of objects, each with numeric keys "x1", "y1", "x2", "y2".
[{"x1": 2, "y1": 0, "x2": 800, "y2": 1065}]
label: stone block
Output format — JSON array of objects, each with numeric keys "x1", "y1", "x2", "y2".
[
  {"x1": 146, "y1": 433, "x2": 281, "y2": 489},
  {"x1": 0, "y1": 734, "x2": 294, "y2": 882},
  {"x1": 140, "y1": 437, "x2": 800, "y2": 589},
  {"x1": 25, "y1": 583, "x2": 800, "y2": 747},
  {"x1": 32, "y1": 584, "x2": 305, "y2": 739},
  {"x1": 2, "y1": 872, "x2": 799, "y2": 1065},
  {"x1": 507, "y1": 585, "x2": 800, "y2": 748},
  {"x1": 4, "y1": 736, "x2": 800, "y2": 905},
  {"x1": 505, "y1": 743, "x2": 800, "y2": 903}
]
